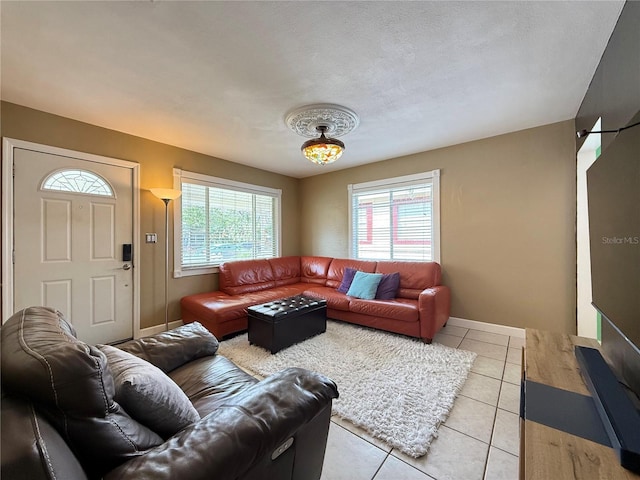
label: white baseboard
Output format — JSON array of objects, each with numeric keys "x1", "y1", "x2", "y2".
[
  {"x1": 138, "y1": 319, "x2": 184, "y2": 338},
  {"x1": 448, "y1": 316, "x2": 525, "y2": 338}
]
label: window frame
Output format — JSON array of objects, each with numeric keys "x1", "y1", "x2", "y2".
[
  {"x1": 348, "y1": 170, "x2": 441, "y2": 262},
  {"x1": 172, "y1": 168, "x2": 282, "y2": 277}
]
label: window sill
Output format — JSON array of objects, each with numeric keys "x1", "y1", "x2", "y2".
[{"x1": 174, "y1": 265, "x2": 220, "y2": 278}]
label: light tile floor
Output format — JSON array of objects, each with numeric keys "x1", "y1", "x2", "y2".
[{"x1": 319, "y1": 325, "x2": 522, "y2": 480}]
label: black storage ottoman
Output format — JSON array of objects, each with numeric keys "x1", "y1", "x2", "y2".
[{"x1": 247, "y1": 295, "x2": 327, "y2": 354}]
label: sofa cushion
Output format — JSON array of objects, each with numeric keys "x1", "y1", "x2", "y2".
[
  {"x1": 349, "y1": 297, "x2": 420, "y2": 322},
  {"x1": 181, "y1": 291, "x2": 252, "y2": 324},
  {"x1": 346, "y1": 271, "x2": 383, "y2": 300},
  {"x1": 169, "y1": 355, "x2": 258, "y2": 417},
  {"x1": 219, "y1": 259, "x2": 276, "y2": 295},
  {"x1": 1, "y1": 307, "x2": 163, "y2": 478},
  {"x1": 336, "y1": 267, "x2": 357, "y2": 293},
  {"x1": 118, "y1": 322, "x2": 219, "y2": 373},
  {"x1": 304, "y1": 286, "x2": 352, "y2": 311},
  {"x1": 375, "y1": 272, "x2": 401, "y2": 300},
  {"x1": 182, "y1": 287, "x2": 311, "y2": 334},
  {"x1": 300, "y1": 256, "x2": 332, "y2": 284},
  {"x1": 376, "y1": 261, "x2": 442, "y2": 299},
  {"x1": 326, "y1": 258, "x2": 377, "y2": 289},
  {"x1": 98, "y1": 344, "x2": 200, "y2": 439},
  {"x1": 269, "y1": 256, "x2": 302, "y2": 286}
]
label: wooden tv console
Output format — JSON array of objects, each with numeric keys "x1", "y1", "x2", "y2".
[{"x1": 521, "y1": 328, "x2": 640, "y2": 479}]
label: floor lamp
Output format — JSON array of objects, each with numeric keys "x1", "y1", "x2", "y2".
[{"x1": 150, "y1": 188, "x2": 182, "y2": 331}]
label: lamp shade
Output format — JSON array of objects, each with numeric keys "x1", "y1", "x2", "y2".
[
  {"x1": 150, "y1": 188, "x2": 182, "y2": 201},
  {"x1": 301, "y1": 128, "x2": 345, "y2": 165}
]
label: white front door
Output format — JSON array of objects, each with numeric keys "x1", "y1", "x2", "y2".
[{"x1": 12, "y1": 147, "x2": 135, "y2": 344}]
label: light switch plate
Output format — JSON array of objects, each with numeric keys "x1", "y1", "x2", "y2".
[{"x1": 145, "y1": 233, "x2": 157, "y2": 244}]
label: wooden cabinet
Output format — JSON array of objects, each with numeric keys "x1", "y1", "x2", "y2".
[{"x1": 521, "y1": 328, "x2": 640, "y2": 479}]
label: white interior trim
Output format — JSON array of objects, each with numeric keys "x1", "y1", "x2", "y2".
[
  {"x1": 431, "y1": 169, "x2": 441, "y2": 264},
  {"x1": 349, "y1": 169, "x2": 440, "y2": 192},
  {"x1": 576, "y1": 118, "x2": 601, "y2": 339},
  {"x1": 139, "y1": 319, "x2": 184, "y2": 338},
  {"x1": 447, "y1": 316, "x2": 525, "y2": 338},
  {"x1": 1, "y1": 138, "x2": 142, "y2": 340}
]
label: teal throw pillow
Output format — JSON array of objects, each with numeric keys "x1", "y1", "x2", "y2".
[{"x1": 346, "y1": 271, "x2": 383, "y2": 300}]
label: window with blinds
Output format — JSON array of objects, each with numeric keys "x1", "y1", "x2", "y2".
[
  {"x1": 173, "y1": 169, "x2": 281, "y2": 276},
  {"x1": 348, "y1": 170, "x2": 440, "y2": 262}
]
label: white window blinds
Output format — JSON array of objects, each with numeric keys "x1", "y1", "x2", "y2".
[
  {"x1": 174, "y1": 169, "x2": 281, "y2": 276},
  {"x1": 348, "y1": 170, "x2": 440, "y2": 262}
]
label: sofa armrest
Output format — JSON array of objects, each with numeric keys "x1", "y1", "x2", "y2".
[
  {"x1": 418, "y1": 285, "x2": 451, "y2": 340},
  {"x1": 1, "y1": 395, "x2": 89, "y2": 480},
  {"x1": 104, "y1": 367, "x2": 338, "y2": 480},
  {"x1": 117, "y1": 322, "x2": 219, "y2": 373}
]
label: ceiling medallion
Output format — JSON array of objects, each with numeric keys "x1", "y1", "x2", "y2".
[{"x1": 285, "y1": 104, "x2": 359, "y2": 165}]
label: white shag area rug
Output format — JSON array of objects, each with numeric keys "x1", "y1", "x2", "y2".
[{"x1": 218, "y1": 320, "x2": 476, "y2": 457}]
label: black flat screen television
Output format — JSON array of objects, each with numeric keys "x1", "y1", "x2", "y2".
[{"x1": 587, "y1": 110, "x2": 640, "y2": 403}]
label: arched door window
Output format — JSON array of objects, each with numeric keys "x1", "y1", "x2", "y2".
[{"x1": 41, "y1": 169, "x2": 114, "y2": 197}]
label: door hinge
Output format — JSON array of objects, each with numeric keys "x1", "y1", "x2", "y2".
[{"x1": 12, "y1": 250, "x2": 15, "y2": 264}]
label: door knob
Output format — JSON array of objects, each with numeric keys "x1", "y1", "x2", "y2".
[{"x1": 122, "y1": 264, "x2": 132, "y2": 271}]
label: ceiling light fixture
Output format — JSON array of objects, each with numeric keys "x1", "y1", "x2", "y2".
[
  {"x1": 301, "y1": 125, "x2": 345, "y2": 165},
  {"x1": 286, "y1": 104, "x2": 359, "y2": 166}
]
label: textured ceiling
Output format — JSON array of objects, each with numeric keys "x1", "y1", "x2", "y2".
[{"x1": 0, "y1": 1, "x2": 624, "y2": 178}]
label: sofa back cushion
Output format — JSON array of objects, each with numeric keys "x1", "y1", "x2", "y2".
[
  {"x1": 269, "y1": 256, "x2": 301, "y2": 286},
  {"x1": 300, "y1": 256, "x2": 333, "y2": 284},
  {"x1": 327, "y1": 258, "x2": 377, "y2": 289},
  {"x1": 118, "y1": 322, "x2": 219, "y2": 373},
  {"x1": 1, "y1": 307, "x2": 163, "y2": 478},
  {"x1": 219, "y1": 259, "x2": 276, "y2": 295},
  {"x1": 376, "y1": 261, "x2": 442, "y2": 299}
]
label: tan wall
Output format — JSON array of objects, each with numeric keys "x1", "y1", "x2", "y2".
[
  {"x1": 300, "y1": 120, "x2": 577, "y2": 334},
  {"x1": 1, "y1": 102, "x2": 301, "y2": 329},
  {"x1": 1, "y1": 101, "x2": 577, "y2": 334}
]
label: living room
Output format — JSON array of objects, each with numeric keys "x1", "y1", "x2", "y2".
[{"x1": 2, "y1": 1, "x2": 639, "y2": 480}]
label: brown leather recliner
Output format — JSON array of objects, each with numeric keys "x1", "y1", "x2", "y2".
[{"x1": 1, "y1": 307, "x2": 338, "y2": 480}]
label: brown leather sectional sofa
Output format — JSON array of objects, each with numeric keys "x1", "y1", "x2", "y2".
[
  {"x1": 1, "y1": 306, "x2": 338, "y2": 480},
  {"x1": 181, "y1": 256, "x2": 451, "y2": 343}
]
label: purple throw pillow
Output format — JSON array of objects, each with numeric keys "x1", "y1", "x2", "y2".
[
  {"x1": 375, "y1": 272, "x2": 400, "y2": 299},
  {"x1": 337, "y1": 268, "x2": 358, "y2": 293}
]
